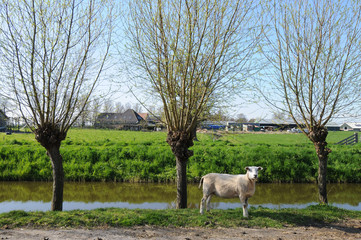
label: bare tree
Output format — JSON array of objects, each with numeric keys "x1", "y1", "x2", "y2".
[
  {"x1": 89, "y1": 98, "x2": 102, "y2": 126},
  {"x1": 260, "y1": 0, "x2": 361, "y2": 203},
  {"x1": 103, "y1": 99, "x2": 115, "y2": 113},
  {"x1": 236, "y1": 113, "x2": 248, "y2": 123},
  {"x1": 0, "y1": 0, "x2": 114, "y2": 210},
  {"x1": 271, "y1": 110, "x2": 291, "y2": 123},
  {"x1": 124, "y1": 0, "x2": 260, "y2": 208},
  {"x1": 115, "y1": 102, "x2": 125, "y2": 113},
  {"x1": 132, "y1": 103, "x2": 143, "y2": 113}
]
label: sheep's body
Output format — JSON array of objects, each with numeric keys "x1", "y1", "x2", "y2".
[{"x1": 199, "y1": 166, "x2": 262, "y2": 217}]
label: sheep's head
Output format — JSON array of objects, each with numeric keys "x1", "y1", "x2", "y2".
[{"x1": 245, "y1": 166, "x2": 263, "y2": 181}]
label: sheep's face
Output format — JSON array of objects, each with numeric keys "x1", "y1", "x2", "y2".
[{"x1": 245, "y1": 166, "x2": 263, "y2": 180}]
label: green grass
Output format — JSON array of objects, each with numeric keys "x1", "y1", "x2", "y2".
[
  {"x1": 1, "y1": 128, "x2": 353, "y2": 146},
  {"x1": 0, "y1": 129, "x2": 360, "y2": 183},
  {"x1": 0, "y1": 129, "x2": 169, "y2": 147},
  {"x1": 0, "y1": 128, "x2": 355, "y2": 146},
  {"x1": 0, "y1": 205, "x2": 359, "y2": 229}
]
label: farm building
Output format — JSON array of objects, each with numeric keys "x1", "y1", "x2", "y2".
[
  {"x1": 340, "y1": 123, "x2": 361, "y2": 131},
  {"x1": 325, "y1": 123, "x2": 341, "y2": 131},
  {"x1": 95, "y1": 109, "x2": 145, "y2": 130},
  {"x1": 257, "y1": 119, "x2": 298, "y2": 131},
  {"x1": 256, "y1": 120, "x2": 341, "y2": 132},
  {"x1": 200, "y1": 121, "x2": 226, "y2": 130},
  {"x1": 138, "y1": 113, "x2": 164, "y2": 131},
  {"x1": 95, "y1": 109, "x2": 164, "y2": 131},
  {"x1": 241, "y1": 119, "x2": 299, "y2": 131}
]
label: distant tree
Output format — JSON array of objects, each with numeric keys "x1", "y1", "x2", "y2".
[
  {"x1": 90, "y1": 98, "x2": 102, "y2": 126},
  {"x1": 207, "y1": 109, "x2": 230, "y2": 122},
  {"x1": 0, "y1": 97, "x2": 9, "y2": 117},
  {"x1": 260, "y1": 0, "x2": 361, "y2": 203},
  {"x1": 103, "y1": 99, "x2": 115, "y2": 113},
  {"x1": 76, "y1": 96, "x2": 91, "y2": 128},
  {"x1": 115, "y1": 102, "x2": 125, "y2": 113},
  {"x1": 236, "y1": 113, "x2": 248, "y2": 123},
  {"x1": 124, "y1": 0, "x2": 260, "y2": 208},
  {"x1": 271, "y1": 110, "x2": 291, "y2": 123},
  {"x1": 248, "y1": 118, "x2": 257, "y2": 123},
  {"x1": 0, "y1": 0, "x2": 114, "y2": 210},
  {"x1": 132, "y1": 103, "x2": 143, "y2": 113}
]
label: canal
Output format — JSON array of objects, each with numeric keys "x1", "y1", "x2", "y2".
[{"x1": 0, "y1": 182, "x2": 360, "y2": 213}]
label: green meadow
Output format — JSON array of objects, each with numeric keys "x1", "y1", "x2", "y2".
[{"x1": 0, "y1": 129, "x2": 360, "y2": 183}]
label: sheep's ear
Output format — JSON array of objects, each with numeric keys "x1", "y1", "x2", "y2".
[
  {"x1": 245, "y1": 167, "x2": 249, "y2": 171},
  {"x1": 258, "y1": 167, "x2": 263, "y2": 170}
]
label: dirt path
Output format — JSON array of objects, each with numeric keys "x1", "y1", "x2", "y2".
[{"x1": 1, "y1": 219, "x2": 360, "y2": 240}]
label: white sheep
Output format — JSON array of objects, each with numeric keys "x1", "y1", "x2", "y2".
[{"x1": 199, "y1": 166, "x2": 263, "y2": 217}]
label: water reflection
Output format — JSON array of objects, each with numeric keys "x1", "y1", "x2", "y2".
[{"x1": 0, "y1": 182, "x2": 360, "y2": 213}]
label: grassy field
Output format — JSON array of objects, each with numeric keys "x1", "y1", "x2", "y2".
[
  {"x1": 0, "y1": 129, "x2": 360, "y2": 182},
  {"x1": 0, "y1": 205, "x2": 360, "y2": 229},
  {"x1": 2, "y1": 128, "x2": 354, "y2": 145}
]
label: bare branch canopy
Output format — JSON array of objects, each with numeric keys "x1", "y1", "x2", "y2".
[
  {"x1": 0, "y1": 0, "x2": 114, "y2": 133},
  {"x1": 123, "y1": 0, "x2": 261, "y2": 209},
  {"x1": 0, "y1": 0, "x2": 114, "y2": 211},
  {"x1": 259, "y1": 0, "x2": 361, "y2": 204}
]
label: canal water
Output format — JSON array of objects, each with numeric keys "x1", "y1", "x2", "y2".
[{"x1": 0, "y1": 182, "x2": 360, "y2": 213}]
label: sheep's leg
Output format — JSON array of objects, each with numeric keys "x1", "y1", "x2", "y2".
[
  {"x1": 243, "y1": 198, "x2": 249, "y2": 217},
  {"x1": 206, "y1": 195, "x2": 212, "y2": 212},
  {"x1": 200, "y1": 194, "x2": 208, "y2": 214},
  {"x1": 239, "y1": 196, "x2": 249, "y2": 218}
]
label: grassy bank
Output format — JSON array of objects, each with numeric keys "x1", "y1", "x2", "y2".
[
  {"x1": 0, "y1": 129, "x2": 360, "y2": 183},
  {"x1": 0, "y1": 205, "x2": 360, "y2": 229}
]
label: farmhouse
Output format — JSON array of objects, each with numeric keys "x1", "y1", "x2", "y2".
[
  {"x1": 138, "y1": 112, "x2": 164, "y2": 131},
  {"x1": 95, "y1": 109, "x2": 145, "y2": 130},
  {"x1": 340, "y1": 123, "x2": 361, "y2": 131},
  {"x1": 95, "y1": 109, "x2": 164, "y2": 131}
]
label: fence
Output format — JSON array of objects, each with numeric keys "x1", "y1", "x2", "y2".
[{"x1": 336, "y1": 132, "x2": 359, "y2": 145}]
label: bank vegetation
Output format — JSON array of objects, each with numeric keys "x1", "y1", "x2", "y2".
[{"x1": 0, "y1": 129, "x2": 360, "y2": 183}]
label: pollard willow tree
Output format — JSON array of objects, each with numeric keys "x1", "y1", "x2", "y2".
[
  {"x1": 0, "y1": 0, "x2": 114, "y2": 210},
  {"x1": 125, "y1": 0, "x2": 259, "y2": 208},
  {"x1": 260, "y1": 0, "x2": 361, "y2": 203}
]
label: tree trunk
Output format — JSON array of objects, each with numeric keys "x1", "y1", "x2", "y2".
[
  {"x1": 176, "y1": 157, "x2": 188, "y2": 208},
  {"x1": 309, "y1": 127, "x2": 331, "y2": 204},
  {"x1": 47, "y1": 145, "x2": 64, "y2": 211},
  {"x1": 34, "y1": 123, "x2": 67, "y2": 211},
  {"x1": 190, "y1": 120, "x2": 198, "y2": 142},
  {"x1": 316, "y1": 147, "x2": 328, "y2": 204},
  {"x1": 166, "y1": 131, "x2": 194, "y2": 209}
]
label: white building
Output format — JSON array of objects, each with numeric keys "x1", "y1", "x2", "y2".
[{"x1": 340, "y1": 123, "x2": 361, "y2": 131}]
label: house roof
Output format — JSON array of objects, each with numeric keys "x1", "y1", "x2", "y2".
[
  {"x1": 325, "y1": 122, "x2": 341, "y2": 127},
  {"x1": 138, "y1": 113, "x2": 148, "y2": 120},
  {"x1": 97, "y1": 113, "x2": 119, "y2": 120},
  {"x1": 139, "y1": 113, "x2": 163, "y2": 123},
  {"x1": 340, "y1": 123, "x2": 361, "y2": 129},
  {"x1": 256, "y1": 118, "x2": 296, "y2": 125},
  {"x1": 122, "y1": 109, "x2": 144, "y2": 123},
  {"x1": 97, "y1": 109, "x2": 144, "y2": 124}
]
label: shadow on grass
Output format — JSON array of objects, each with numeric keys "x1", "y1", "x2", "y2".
[
  {"x1": 249, "y1": 205, "x2": 361, "y2": 234},
  {"x1": 251, "y1": 209, "x2": 324, "y2": 227}
]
